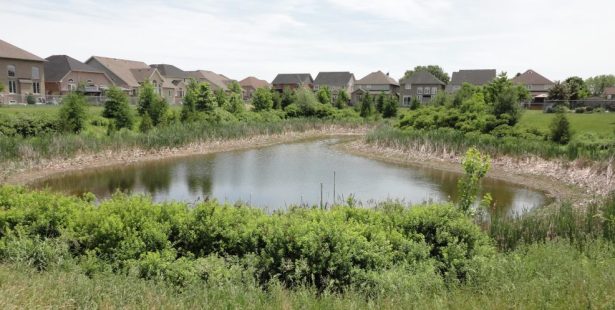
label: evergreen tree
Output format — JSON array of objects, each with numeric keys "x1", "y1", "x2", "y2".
[
  {"x1": 195, "y1": 83, "x2": 217, "y2": 112},
  {"x1": 359, "y1": 93, "x2": 374, "y2": 118},
  {"x1": 214, "y1": 88, "x2": 228, "y2": 108},
  {"x1": 103, "y1": 86, "x2": 134, "y2": 130},
  {"x1": 181, "y1": 80, "x2": 199, "y2": 122},
  {"x1": 550, "y1": 112, "x2": 572, "y2": 144},
  {"x1": 137, "y1": 81, "x2": 167, "y2": 126},
  {"x1": 382, "y1": 96, "x2": 398, "y2": 118},
  {"x1": 375, "y1": 92, "x2": 386, "y2": 113},
  {"x1": 271, "y1": 90, "x2": 282, "y2": 109},
  {"x1": 58, "y1": 92, "x2": 87, "y2": 133}
]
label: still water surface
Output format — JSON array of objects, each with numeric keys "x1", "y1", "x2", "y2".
[{"x1": 32, "y1": 138, "x2": 547, "y2": 214}]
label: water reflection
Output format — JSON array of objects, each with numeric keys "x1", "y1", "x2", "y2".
[{"x1": 32, "y1": 139, "x2": 548, "y2": 214}]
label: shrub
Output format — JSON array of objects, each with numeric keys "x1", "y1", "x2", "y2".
[
  {"x1": 457, "y1": 148, "x2": 491, "y2": 214},
  {"x1": 252, "y1": 88, "x2": 273, "y2": 111},
  {"x1": 103, "y1": 86, "x2": 134, "y2": 130},
  {"x1": 58, "y1": 92, "x2": 88, "y2": 133},
  {"x1": 139, "y1": 113, "x2": 153, "y2": 133},
  {"x1": 26, "y1": 93, "x2": 36, "y2": 105},
  {"x1": 550, "y1": 112, "x2": 572, "y2": 144}
]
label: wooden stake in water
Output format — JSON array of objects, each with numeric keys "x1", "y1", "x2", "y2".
[{"x1": 320, "y1": 183, "x2": 323, "y2": 209}]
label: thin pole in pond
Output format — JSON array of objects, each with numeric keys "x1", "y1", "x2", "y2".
[
  {"x1": 320, "y1": 183, "x2": 323, "y2": 209},
  {"x1": 333, "y1": 171, "x2": 336, "y2": 205}
]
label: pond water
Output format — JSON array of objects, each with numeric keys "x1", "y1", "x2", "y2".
[{"x1": 31, "y1": 138, "x2": 548, "y2": 215}]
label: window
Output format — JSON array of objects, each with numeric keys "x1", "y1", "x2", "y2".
[
  {"x1": 7, "y1": 65, "x2": 16, "y2": 77},
  {"x1": 67, "y1": 79, "x2": 76, "y2": 91},
  {"x1": 424, "y1": 87, "x2": 430, "y2": 95},
  {"x1": 404, "y1": 83, "x2": 411, "y2": 90},
  {"x1": 8, "y1": 80, "x2": 17, "y2": 93},
  {"x1": 366, "y1": 84, "x2": 372, "y2": 90},
  {"x1": 431, "y1": 87, "x2": 437, "y2": 95},
  {"x1": 86, "y1": 79, "x2": 94, "y2": 85},
  {"x1": 33, "y1": 82, "x2": 40, "y2": 94},
  {"x1": 403, "y1": 96, "x2": 412, "y2": 106},
  {"x1": 32, "y1": 67, "x2": 39, "y2": 79},
  {"x1": 417, "y1": 87, "x2": 423, "y2": 95}
]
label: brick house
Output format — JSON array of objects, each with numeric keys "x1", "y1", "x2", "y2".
[{"x1": 0, "y1": 39, "x2": 46, "y2": 104}]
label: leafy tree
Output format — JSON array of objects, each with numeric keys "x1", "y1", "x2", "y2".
[
  {"x1": 58, "y1": 92, "x2": 87, "y2": 133},
  {"x1": 334, "y1": 90, "x2": 349, "y2": 109},
  {"x1": 410, "y1": 97, "x2": 421, "y2": 110},
  {"x1": 404, "y1": 65, "x2": 450, "y2": 84},
  {"x1": 295, "y1": 88, "x2": 318, "y2": 115},
  {"x1": 382, "y1": 96, "x2": 398, "y2": 118},
  {"x1": 195, "y1": 83, "x2": 216, "y2": 112},
  {"x1": 550, "y1": 112, "x2": 572, "y2": 144},
  {"x1": 563, "y1": 76, "x2": 589, "y2": 100},
  {"x1": 585, "y1": 75, "x2": 615, "y2": 96},
  {"x1": 548, "y1": 81, "x2": 570, "y2": 101},
  {"x1": 181, "y1": 80, "x2": 199, "y2": 122},
  {"x1": 226, "y1": 93, "x2": 245, "y2": 114},
  {"x1": 453, "y1": 83, "x2": 480, "y2": 107},
  {"x1": 214, "y1": 89, "x2": 228, "y2": 108},
  {"x1": 252, "y1": 88, "x2": 273, "y2": 111},
  {"x1": 139, "y1": 112, "x2": 153, "y2": 133},
  {"x1": 271, "y1": 90, "x2": 282, "y2": 109},
  {"x1": 137, "y1": 81, "x2": 168, "y2": 125},
  {"x1": 228, "y1": 81, "x2": 243, "y2": 95},
  {"x1": 103, "y1": 86, "x2": 134, "y2": 130},
  {"x1": 457, "y1": 147, "x2": 491, "y2": 214},
  {"x1": 281, "y1": 87, "x2": 296, "y2": 108},
  {"x1": 316, "y1": 86, "x2": 332, "y2": 104},
  {"x1": 359, "y1": 93, "x2": 374, "y2": 118},
  {"x1": 375, "y1": 92, "x2": 386, "y2": 113}
]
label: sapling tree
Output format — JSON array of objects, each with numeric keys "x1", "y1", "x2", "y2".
[
  {"x1": 316, "y1": 86, "x2": 332, "y2": 105},
  {"x1": 550, "y1": 111, "x2": 572, "y2": 144},
  {"x1": 359, "y1": 93, "x2": 374, "y2": 118},
  {"x1": 103, "y1": 86, "x2": 134, "y2": 130},
  {"x1": 457, "y1": 147, "x2": 491, "y2": 214},
  {"x1": 58, "y1": 92, "x2": 87, "y2": 133}
]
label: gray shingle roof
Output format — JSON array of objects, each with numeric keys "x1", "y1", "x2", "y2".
[
  {"x1": 0, "y1": 39, "x2": 45, "y2": 62},
  {"x1": 150, "y1": 64, "x2": 189, "y2": 79},
  {"x1": 314, "y1": 72, "x2": 354, "y2": 87},
  {"x1": 272, "y1": 73, "x2": 313, "y2": 85},
  {"x1": 45, "y1": 55, "x2": 104, "y2": 82},
  {"x1": 400, "y1": 71, "x2": 445, "y2": 85},
  {"x1": 511, "y1": 69, "x2": 554, "y2": 85},
  {"x1": 450, "y1": 69, "x2": 496, "y2": 86},
  {"x1": 356, "y1": 71, "x2": 399, "y2": 86}
]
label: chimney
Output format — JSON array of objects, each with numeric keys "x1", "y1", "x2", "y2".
[{"x1": 386, "y1": 72, "x2": 389, "y2": 76}]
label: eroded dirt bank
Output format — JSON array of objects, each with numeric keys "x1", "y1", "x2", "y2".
[{"x1": 340, "y1": 140, "x2": 614, "y2": 206}]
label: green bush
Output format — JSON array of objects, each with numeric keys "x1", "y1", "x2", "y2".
[
  {"x1": 58, "y1": 92, "x2": 88, "y2": 133},
  {"x1": 26, "y1": 94, "x2": 36, "y2": 105},
  {"x1": 550, "y1": 112, "x2": 572, "y2": 144}
]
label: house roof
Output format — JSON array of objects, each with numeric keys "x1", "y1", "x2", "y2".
[
  {"x1": 45, "y1": 55, "x2": 105, "y2": 82},
  {"x1": 512, "y1": 69, "x2": 554, "y2": 85},
  {"x1": 271, "y1": 73, "x2": 314, "y2": 85},
  {"x1": 149, "y1": 64, "x2": 189, "y2": 79},
  {"x1": 450, "y1": 69, "x2": 496, "y2": 86},
  {"x1": 86, "y1": 56, "x2": 151, "y2": 88},
  {"x1": 186, "y1": 70, "x2": 230, "y2": 90},
  {"x1": 314, "y1": 72, "x2": 355, "y2": 87},
  {"x1": 356, "y1": 71, "x2": 399, "y2": 86},
  {"x1": 0, "y1": 39, "x2": 45, "y2": 62},
  {"x1": 400, "y1": 71, "x2": 445, "y2": 85},
  {"x1": 239, "y1": 76, "x2": 270, "y2": 89},
  {"x1": 604, "y1": 87, "x2": 615, "y2": 96}
]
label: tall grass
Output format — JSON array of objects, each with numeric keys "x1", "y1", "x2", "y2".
[
  {"x1": 0, "y1": 118, "x2": 367, "y2": 162},
  {"x1": 366, "y1": 125, "x2": 615, "y2": 161}
]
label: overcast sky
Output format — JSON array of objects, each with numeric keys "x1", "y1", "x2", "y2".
[{"x1": 2, "y1": 0, "x2": 614, "y2": 82}]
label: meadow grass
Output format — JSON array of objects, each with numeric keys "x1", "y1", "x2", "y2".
[{"x1": 518, "y1": 110, "x2": 615, "y2": 142}]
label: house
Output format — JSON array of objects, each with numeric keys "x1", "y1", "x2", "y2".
[
  {"x1": 399, "y1": 71, "x2": 446, "y2": 106},
  {"x1": 446, "y1": 69, "x2": 496, "y2": 93},
  {"x1": 313, "y1": 72, "x2": 355, "y2": 103},
  {"x1": 85, "y1": 56, "x2": 175, "y2": 102},
  {"x1": 186, "y1": 70, "x2": 232, "y2": 91},
  {"x1": 511, "y1": 69, "x2": 555, "y2": 104},
  {"x1": 352, "y1": 71, "x2": 399, "y2": 105},
  {"x1": 239, "y1": 76, "x2": 270, "y2": 100},
  {"x1": 271, "y1": 73, "x2": 313, "y2": 92},
  {"x1": 603, "y1": 87, "x2": 615, "y2": 100},
  {"x1": 150, "y1": 64, "x2": 190, "y2": 103},
  {"x1": 44, "y1": 55, "x2": 113, "y2": 96},
  {"x1": 0, "y1": 39, "x2": 46, "y2": 104}
]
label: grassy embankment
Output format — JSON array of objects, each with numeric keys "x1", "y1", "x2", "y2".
[
  {"x1": 366, "y1": 110, "x2": 615, "y2": 161},
  {"x1": 0, "y1": 186, "x2": 614, "y2": 308},
  {"x1": 0, "y1": 104, "x2": 368, "y2": 165}
]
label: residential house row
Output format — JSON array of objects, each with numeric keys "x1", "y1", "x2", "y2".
[{"x1": 1, "y1": 38, "x2": 612, "y2": 107}]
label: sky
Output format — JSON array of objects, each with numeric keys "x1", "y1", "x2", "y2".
[{"x1": 2, "y1": 0, "x2": 614, "y2": 82}]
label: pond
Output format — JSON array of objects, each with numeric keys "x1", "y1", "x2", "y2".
[{"x1": 31, "y1": 138, "x2": 548, "y2": 215}]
